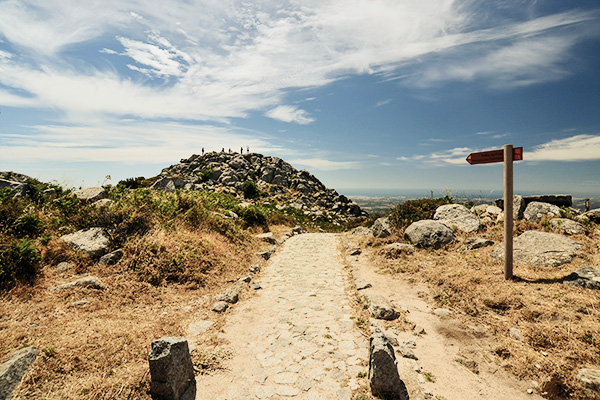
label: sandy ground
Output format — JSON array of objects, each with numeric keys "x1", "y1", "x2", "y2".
[{"x1": 191, "y1": 232, "x2": 543, "y2": 400}]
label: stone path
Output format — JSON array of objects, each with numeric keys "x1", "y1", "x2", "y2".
[{"x1": 196, "y1": 233, "x2": 368, "y2": 399}]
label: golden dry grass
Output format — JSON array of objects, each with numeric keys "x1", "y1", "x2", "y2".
[
  {"x1": 367, "y1": 220, "x2": 600, "y2": 399},
  {"x1": 0, "y1": 224, "x2": 263, "y2": 399}
]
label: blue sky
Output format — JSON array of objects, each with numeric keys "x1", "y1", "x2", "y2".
[{"x1": 1, "y1": 0, "x2": 600, "y2": 197}]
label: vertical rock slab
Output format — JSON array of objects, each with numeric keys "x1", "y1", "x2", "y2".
[
  {"x1": 149, "y1": 337, "x2": 196, "y2": 400},
  {"x1": 368, "y1": 329, "x2": 409, "y2": 400},
  {"x1": 0, "y1": 346, "x2": 39, "y2": 400}
]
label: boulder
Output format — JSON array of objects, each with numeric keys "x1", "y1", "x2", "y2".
[
  {"x1": 491, "y1": 231, "x2": 582, "y2": 267},
  {"x1": 148, "y1": 337, "x2": 196, "y2": 400},
  {"x1": 372, "y1": 217, "x2": 392, "y2": 238},
  {"x1": 563, "y1": 265, "x2": 600, "y2": 290},
  {"x1": 368, "y1": 295, "x2": 400, "y2": 321},
  {"x1": 368, "y1": 328, "x2": 409, "y2": 400},
  {"x1": 0, "y1": 346, "x2": 39, "y2": 400},
  {"x1": 98, "y1": 249, "x2": 124, "y2": 266},
  {"x1": 434, "y1": 204, "x2": 482, "y2": 233},
  {"x1": 459, "y1": 237, "x2": 494, "y2": 251},
  {"x1": 548, "y1": 218, "x2": 587, "y2": 236},
  {"x1": 523, "y1": 201, "x2": 561, "y2": 223},
  {"x1": 212, "y1": 301, "x2": 229, "y2": 313},
  {"x1": 0, "y1": 179, "x2": 25, "y2": 197},
  {"x1": 59, "y1": 228, "x2": 110, "y2": 258},
  {"x1": 495, "y1": 195, "x2": 526, "y2": 220},
  {"x1": 52, "y1": 276, "x2": 107, "y2": 291},
  {"x1": 380, "y1": 243, "x2": 415, "y2": 257},
  {"x1": 581, "y1": 208, "x2": 600, "y2": 223},
  {"x1": 72, "y1": 187, "x2": 106, "y2": 201},
  {"x1": 404, "y1": 220, "x2": 455, "y2": 248},
  {"x1": 151, "y1": 177, "x2": 185, "y2": 193}
]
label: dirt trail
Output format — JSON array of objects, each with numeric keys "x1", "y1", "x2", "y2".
[
  {"x1": 197, "y1": 233, "x2": 368, "y2": 399},
  {"x1": 196, "y1": 232, "x2": 541, "y2": 400}
]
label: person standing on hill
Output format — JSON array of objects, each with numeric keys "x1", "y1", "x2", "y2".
[{"x1": 240, "y1": 146, "x2": 243, "y2": 154}]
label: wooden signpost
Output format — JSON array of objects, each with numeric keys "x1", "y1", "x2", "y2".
[{"x1": 466, "y1": 145, "x2": 523, "y2": 279}]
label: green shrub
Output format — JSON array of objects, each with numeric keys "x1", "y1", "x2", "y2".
[
  {"x1": 0, "y1": 238, "x2": 41, "y2": 288},
  {"x1": 197, "y1": 167, "x2": 214, "y2": 183},
  {"x1": 236, "y1": 205, "x2": 268, "y2": 228},
  {"x1": 12, "y1": 214, "x2": 45, "y2": 237},
  {"x1": 241, "y1": 180, "x2": 260, "y2": 199},
  {"x1": 388, "y1": 196, "x2": 453, "y2": 231}
]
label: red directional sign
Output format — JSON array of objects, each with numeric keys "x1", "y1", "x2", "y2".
[{"x1": 466, "y1": 147, "x2": 523, "y2": 165}]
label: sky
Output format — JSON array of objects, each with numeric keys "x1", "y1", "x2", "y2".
[{"x1": 1, "y1": 0, "x2": 600, "y2": 198}]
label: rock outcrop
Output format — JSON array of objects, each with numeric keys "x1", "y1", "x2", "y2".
[
  {"x1": 153, "y1": 152, "x2": 366, "y2": 220},
  {"x1": 491, "y1": 231, "x2": 582, "y2": 267},
  {"x1": 549, "y1": 218, "x2": 587, "y2": 235},
  {"x1": 372, "y1": 217, "x2": 392, "y2": 238}
]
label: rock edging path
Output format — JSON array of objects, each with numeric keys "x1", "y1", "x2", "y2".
[{"x1": 197, "y1": 233, "x2": 368, "y2": 400}]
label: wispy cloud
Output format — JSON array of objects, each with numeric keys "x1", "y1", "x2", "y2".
[
  {"x1": 374, "y1": 99, "x2": 392, "y2": 108},
  {"x1": 289, "y1": 158, "x2": 361, "y2": 171},
  {"x1": 265, "y1": 105, "x2": 315, "y2": 125},
  {"x1": 528, "y1": 134, "x2": 600, "y2": 161}
]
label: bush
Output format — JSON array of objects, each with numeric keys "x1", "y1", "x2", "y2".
[
  {"x1": 388, "y1": 196, "x2": 453, "y2": 230},
  {"x1": 0, "y1": 238, "x2": 41, "y2": 288},
  {"x1": 236, "y1": 205, "x2": 268, "y2": 228},
  {"x1": 241, "y1": 180, "x2": 260, "y2": 199}
]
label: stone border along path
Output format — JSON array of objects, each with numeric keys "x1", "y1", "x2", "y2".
[{"x1": 196, "y1": 233, "x2": 368, "y2": 400}]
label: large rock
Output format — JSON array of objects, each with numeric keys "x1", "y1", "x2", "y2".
[
  {"x1": 60, "y1": 228, "x2": 110, "y2": 258},
  {"x1": 434, "y1": 204, "x2": 482, "y2": 232},
  {"x1": 491, "y1": 231, "x2": 582, "y2": 267},
  {"x1": 525, "y1": 194, "x2": 572, "y2": 208},
  {"x1": 148, "y1": 337, "x2": 196, "y2": 400},
  {"x1": 523, "y1": 201, "x2": 561, "y2": 223},
  {"x1": 372, "y1": 217, "x2": 392, "y2": 238},
  {"x1": 404, "y1": 220, "x2": 455, "y2": 248},
  {"x1": 72, "y1": 187, "x2": 106, "y2": 201},
  {"x1": 549, "y1": 218, "x2": 587, "y2": 236},
  {"x1": 0, "y1": 346, "x2": 39, "y2": 400},
  {"x1": 495, "y1": 195, "x2": 526, "y2": 220},
  {"x1": 368, "y1": 328, "x2": 409, "y2": 400},
  {"x1": 214, "y1": 282, "x2": 243, "y2": 304},
  {"x1": 563, "y1": 265, "x2": 600, "y2": 290},
  {"x1": 98, "y1": 249, "x2": 124, "y2": 266}
]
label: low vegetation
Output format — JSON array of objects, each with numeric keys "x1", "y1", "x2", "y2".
[{"x1": 367, "y1": 198, "x2": 600, "y2": 399}]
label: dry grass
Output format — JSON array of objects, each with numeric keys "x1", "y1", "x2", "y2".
[
  {"x1": 368, "y1": 221, "x2": 600, "y2": 399},
  {"x1": 0, "y1": 224, "x2": 261, "y2": 399}
]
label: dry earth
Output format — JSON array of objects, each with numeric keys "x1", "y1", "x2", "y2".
[{"x1": 192, "y1": 232, "x2": 542, "y2": 400}]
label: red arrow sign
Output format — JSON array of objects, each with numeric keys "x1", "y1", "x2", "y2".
[{"x1": 466, "y1": 147, "x2": 523, "y2": 165}]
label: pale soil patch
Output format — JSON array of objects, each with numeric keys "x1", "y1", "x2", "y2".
[{"x1": 345, "y1": 220, "x2": 600, "y2": 400}]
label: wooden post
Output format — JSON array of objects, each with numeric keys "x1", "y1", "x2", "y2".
[{"x1": 504, "y1": 144, "x2": 514, "y2": 280}]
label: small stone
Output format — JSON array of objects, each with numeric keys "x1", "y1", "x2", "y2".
[
  {"x1": 52, "y1": 276, "x2": 107, "y2": 291},
  {"x1": 527, "y1": 388, "x2": 534, "y2": 394},
  {"x1": 397, "y1": 346, "x2": 418, "y2": 360},
  {"x1": 403, "y1": 340, "x2": 417, "y2": 348},
  {"x1": 72, "y1": 300, "x2": 90, "y2": 307},
  {"x1": 212, "y1": 301, "x2": 229, "y2": 313},
  {"x1": 148, "y1": 337, "x2": 195, "y2": 400},
  {"x1": 55, "y1": 261, "x2": 73, "y2": 273},
  {"x1": 188, "y1": 320, "x2": 215, "y2": 336},
  {"x1": 98, "y1": 249, "x2": 124, "y2": 266},
  {"x1": 349, "y1": 247, "x2": 361, "y2": 256},
  {"x1": 250, "y1": 284, "x2": 262, "y2": 290},
  {"x1": 413, "y1": 326, "x2": 426, "y2": 335},
  {"x1": 355, "y1": 279, "x2": 372, "y2": 291},
  {"x1": 510, "y1": 328, "x2": 523, "y2": 341},
  {"x1": 433, "y1": 308, "x2": 451, "y2": 317}
]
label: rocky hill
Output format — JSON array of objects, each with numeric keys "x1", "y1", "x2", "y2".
[{"x1": 150, "y1": 151, "x2": 367, "y2": 221}]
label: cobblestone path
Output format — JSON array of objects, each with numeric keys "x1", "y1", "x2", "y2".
[{"x1": 197, "y1": 233, "x2": 368, "y2": 399}]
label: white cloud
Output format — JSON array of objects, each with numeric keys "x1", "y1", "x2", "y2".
[
  {"x1": 289, "y1": 158, "x2": 361, "y2": 171},
  {"x1": 265, "y1": 105, "x2": 315, "y2": 125},
  {"x1": 528, "y1": 134, "x2": 600, "y2": 161},
  {"x1": 0, "y1": 120, "x2": 273, "y2": 164},
  {"x1": 374, "y1": 99, "x2": 392, "y2": 108}
]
